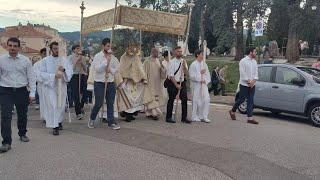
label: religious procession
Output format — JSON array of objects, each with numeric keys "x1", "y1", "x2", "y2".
[
  {"x1": 0, "y1": 1, "x2": 222, "y2": 152},
  {"x1": 2, "y1": 1, "x2": 320, "y2": 179}
]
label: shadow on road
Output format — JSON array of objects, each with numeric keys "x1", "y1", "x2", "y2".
[{"x1": 253, "y1": 111, "x2": 312, "y2": 126}]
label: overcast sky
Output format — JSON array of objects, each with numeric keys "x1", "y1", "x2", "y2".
[{"x1": 0, "y1": 0, "x2": 128, "y2": 32}]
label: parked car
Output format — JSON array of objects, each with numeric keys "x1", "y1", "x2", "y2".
[{"x1": 237, "y1": 64, "x2": 320, "y2": 127}]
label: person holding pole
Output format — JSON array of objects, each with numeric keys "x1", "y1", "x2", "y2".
[
  {"x1": 189, "y1": 49, "x2": 211, "y2": 123},
  {"x1": 165, "y1": 46, "x2": 191, "y2": 124},
  {"x1": 36, "y1": 41, "x2": 73, "y2": 135},
  {"x1": 68, "y1": 44, "x2": 87, "y2": 120},
  {"x1": 87, "y1": 38, "x2": 120, "y2": 130}
]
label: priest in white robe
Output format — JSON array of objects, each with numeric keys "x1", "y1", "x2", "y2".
[
  {"x1": 33, "y1": 60, "x2": 45, "y2": 122},
  {"x1": 37, "y1": 42, "x2": 73, "y2": 135},
  {"x1": 143, "y1": 48, "x2": 166, "y2": 120},
  {"x1": 189, "y1": 49, "x2": 211, "y2": 123}
]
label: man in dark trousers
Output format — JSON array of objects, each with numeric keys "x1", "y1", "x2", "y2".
[
  {"x1": 229, "y1": 48, "x2": 259, "y2": 125},
  {"x1": 0, "y1": 37, "x2": 36, "y2": 153},
  {"x1": 68, "y1": 44, "x2": 87, "y2": 120},
  {"x1": 165, "y1": 46, "x2": 191, "y2": 124}
]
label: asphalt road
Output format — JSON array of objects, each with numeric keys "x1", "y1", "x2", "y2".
[{"x1": 0, "y1": 103, "x2": 319, "y2": 180}]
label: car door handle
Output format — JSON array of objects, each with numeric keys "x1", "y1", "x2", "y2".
[{"x1": 272, "y1": 86, "x2": 279, "y2": 89}]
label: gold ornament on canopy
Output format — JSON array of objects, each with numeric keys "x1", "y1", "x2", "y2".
[{"x1": 82, "y1": 6, "x2": 188, "y2": 36}]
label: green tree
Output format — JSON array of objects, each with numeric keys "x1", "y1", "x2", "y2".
[
  {"x1": 188, "y1": 0, "x2": 234, "y2": 54},
  {"x1": 266, "y1": 0, "x2": 289, "y2": 54},
  {"x1": 231, "y1": 0, "x2": 272, "y2": 60}
]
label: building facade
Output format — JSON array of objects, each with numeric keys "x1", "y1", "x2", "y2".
[{"x1": 0, "y1": 23, "x2": 68, "y2": 61}]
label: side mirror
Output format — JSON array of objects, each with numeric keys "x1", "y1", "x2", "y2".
[{"x1": 292, "y1": 77, "x2": 305, "y2": 87}]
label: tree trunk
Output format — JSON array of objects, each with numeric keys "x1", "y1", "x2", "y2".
[
  {"x1": 286, "y1": 1, "x2": 300, "y2": 63},
  {"x1": 246, "y1": 19, "x2": 253, "y2": 49},
  {"x1": 235, "y1": 0, "x2": 244, "y2": 61}
]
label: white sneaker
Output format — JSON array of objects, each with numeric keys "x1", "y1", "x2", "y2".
[
  {"x1": 110, "y1": 124, "x2": 120, "y2": 130},
  {"x1": 201, "y1": 119, "x2": 211, "y2": 123},
  {"x1": 88, "y1": 119, "x2": 95, "y2": 129},
  {"x1": 35, "y1": 105, "x2": 39, "y2": 110},
  {"x1": 77, "y1": 114, "x2": 83, "y2": 120}
]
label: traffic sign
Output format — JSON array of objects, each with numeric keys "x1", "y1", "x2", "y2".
[{"x1": 255, "y1": 20, "x2": 264, "y2": 37}]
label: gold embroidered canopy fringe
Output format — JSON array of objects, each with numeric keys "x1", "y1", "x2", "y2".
[{"x1": 82, "y1": 6, "x2": 188, "y2": 36}]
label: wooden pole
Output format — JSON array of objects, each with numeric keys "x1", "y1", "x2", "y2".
[
  {"x1": 100, "y1": 0, "x2": 118, "y2": 122},
  {"x1": 184, "y1": 0, "x2": 195, "y2": 56},
  {"x1": 110, "y1": 0, "x2": 118, "y2": 45}
]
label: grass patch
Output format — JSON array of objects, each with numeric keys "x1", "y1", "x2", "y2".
[{"x1": 186, "y1": 56, "x2": 239, "y2": 93}]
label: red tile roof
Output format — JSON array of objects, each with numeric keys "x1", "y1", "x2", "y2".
[
  {"x1": 0, "y1": 25, "x2": 52, "y2": 38},
  {"x1": 22, "y1": 46, "x2": 39, "y2": 53}
]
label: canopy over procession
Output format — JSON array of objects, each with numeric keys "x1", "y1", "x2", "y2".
[{"x1": 0, "y1": 0, "x2": 257, "y2": 153}]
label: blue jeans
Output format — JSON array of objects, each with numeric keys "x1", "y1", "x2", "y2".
[
  {"x1": 232, "y1": 85, "x2": 255, "y2": 117},
  {"x1": 90, "y1": 82, "x2": 116, "y2": 125}
]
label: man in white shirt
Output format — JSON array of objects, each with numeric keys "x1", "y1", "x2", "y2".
[
  {"x1": 88, "y1": 38, "x2": 120, "y2": 130},
  {"x1": 0, "y1": 37, "x2": 36, "y2": 153},
  {"x1": 165, "y1": 46, "x2": 191, "y2": 124},
  {"x1": 229, "y1": 48, "x2": 259, "y2": 124}
]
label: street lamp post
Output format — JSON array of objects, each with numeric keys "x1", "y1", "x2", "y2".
[
  {"x1": 80, "y1": 1, "x2": 86, "y2": 47},
  {"x1": 111, "y1": 0, "x2": 119, "y2": 45},
  {"x1": 312, "y1": 5, "x2": 319, "y2": 56},
  {"x1": 184, "y1": 0, "x2": 195, "y2": 56}
]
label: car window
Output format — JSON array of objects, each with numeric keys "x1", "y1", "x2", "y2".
[
  {"x1": 258, "y1": 66, "x2": 273, "y2": 82},
  {"x1": 275, "y1": 67, "x2": 303, "y2": 85},
  {"x1": 297, "y1": 67, "x2": 320, "y2": 78}
]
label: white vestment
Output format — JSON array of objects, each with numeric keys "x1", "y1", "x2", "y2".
[
  {"x1": 36, "y1": 56, "x2": 73, "y2": 128},
  {"x1": 189, "y1": 60, "x2": 211, "y2": 121},
  {"x1": 34, "y1": 60, "x2": 45, "y2": 121}
]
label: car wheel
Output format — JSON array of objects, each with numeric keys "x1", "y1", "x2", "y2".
[
  {"x1": 308, "y1": 103, "x2": 320, "y2": 127},
  {"x1": 237, "y1": 99, "x2": 247, "y2": 114}
]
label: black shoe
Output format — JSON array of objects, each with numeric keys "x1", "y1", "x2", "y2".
[
  {"x1": 166, "y1": 118, "x2": 176, "y2": 123},
  {"x1": 42, "y1": 120, "x2": 46, "y2": 124},
  {"x1": 0, "y1": 144, "x2": 11, "y2": 153},
  {"x1": 20, "y1": 135, "x2": 30, "y2": 142},
  {"x1": 125, "y1": 116, "x2": 132, "y2": 122},
  {"x1": 133, "y1": 111, "x2": 139, "y2": 116},
  {"x1": 182, "y1": 119, "x2": 192, "y2": 124},
  {"x1": 53, "y1": 128, "x2": 59, "y2": 136},
  {"x1": 102, "y1": 118, "x2": 108, "y2": 123},
  {"x1": 59, "y1": 123, "x2": 63, "y2": 130},
  {"x1": 152, "y1": 116, "x2": 159, "y2": 121},
  {"x1": 128, "y1": 114, "x2": 136, "y2": 120},
  {"x1": 120, "y1": 111, "x2": 127, "y2": 118}
]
